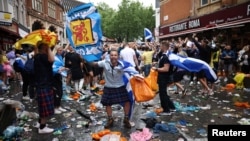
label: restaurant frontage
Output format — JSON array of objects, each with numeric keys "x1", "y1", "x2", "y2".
[{"x1": 159, "y1": 1, "x2": 250, "y2": 47}]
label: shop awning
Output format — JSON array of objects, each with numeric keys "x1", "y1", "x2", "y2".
[
  {"x1": 0, "y1": 26, "x2": 20, "y2": 38},
  {"x1": 159, "y1": 18, "x2": 250, "y2": 39}
]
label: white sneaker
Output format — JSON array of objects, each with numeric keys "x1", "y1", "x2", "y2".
[
  {"x1": 54, "y1": 108, "x2": 62, "y2": 114},
  {"x1": 189, "y1": 81, "x2": 194, "y2": 86},
  {"x1": 38, "y1": 126, "x2": 54, "y2": 134},
  {"x1": 224, "y1": 77, "x2": 228, "y2": 82},
  {"x1": 22, "y1": 95, "x2": 30, "y2": 100},
  {"x1": 33, "y1": 122, "x2": 48, "y2": 128},
  {"x1": 58, "y1": 107, "x2": 67, "y2": 112},
  {"x1": 214, "y1": 79, "x2": 220, "y2": 84},
  {"x1": 208, "y1": 89, "x2": 214, "y2": 95}
]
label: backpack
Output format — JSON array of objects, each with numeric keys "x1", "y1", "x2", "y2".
[
  {"x1": 13, "y1": 59, "x2": 24, "y2": 72},
  {"x1": 23, "y1": 55, "x2": 34, "y2": 74}
]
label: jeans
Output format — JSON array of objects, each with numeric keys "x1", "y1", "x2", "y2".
[{"x1": 144, "y1": 64, "x2": 152, "y2": 77}]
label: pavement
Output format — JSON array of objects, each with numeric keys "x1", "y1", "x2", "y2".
[{"x1": 0, "y1": 76, "x2": 250, "y2": 141}]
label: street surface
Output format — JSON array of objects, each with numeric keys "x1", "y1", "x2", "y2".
[{"x1": 1, "y1": 76, "x2": 250, "y2": 141}]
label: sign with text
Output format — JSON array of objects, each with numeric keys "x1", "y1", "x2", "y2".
[
  {"x1": 0, "y1": 11, "x2": 12, "y2": 26},
  {"x1": 160, "y1": 1, "x2": 250, "y2": 36}
]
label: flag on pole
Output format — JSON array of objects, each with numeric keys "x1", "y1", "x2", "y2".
[
  {"x1": 66, "y1": 3, "x2": 103, "y2": 62},
  {"x1": 166, "y1": 52, "x2": 218, "y2": 82},
  {"x1": 144, "y1": 28, "x2": 153, "y2": 42}
]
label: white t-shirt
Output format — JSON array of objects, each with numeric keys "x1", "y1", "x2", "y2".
[{"x1": 120, "y1": 47, "x2": 136, "y2": 67}]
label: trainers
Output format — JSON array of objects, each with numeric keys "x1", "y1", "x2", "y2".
[
  {"x1": 224, "y1": 77, "x2": 228, "y2": 82},
  {"x1": 38, "y1": 126, "x2": 54, "y2": 134},
  {"x1": 33, "y1": 122, "x2": 48, "y2": 128},
  {"x1": 123, "y1": 117, "x2": 132, "y2": 129},
  {"x1": 189, "y1": 81, "x2": 194, "y2": 86},
  {"x1": 104, "y1": 118, "x2": 114, "y2": 128},
  {"x1": 58, "y1": 107, "x2": 67, "y2": 112},
  {"x1": 214, "y1": 79, "x2": 220, "y2": 84},
  {"x1": 182, "y1": 89, "x2": 187, "y2": 96},
  {"x1": 208, "y1": 89, "x2": 214, "y2": 95},
  {"x1": 54, "y1": 108, "x2": 62, "y2": 114},
  {"x1": 22, "y1": 95, "x2": 30, "y2": 100},
  {"x1": 159, "y1": 112, "x2": 172, "y2": 116}
]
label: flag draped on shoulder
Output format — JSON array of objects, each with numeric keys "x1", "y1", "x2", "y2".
[
  {"x1": 166, "y1": 52, "x2": 217, "y2": 82},
  {"x1": 144, "y1": 28, "x2": 153, "y2": 42},
  {"x1": 118, "y1": 60, "x2": 139, "y2": 119},
  {"x1": 66, "y1": 3, "x2": 103, "y2": 62}
]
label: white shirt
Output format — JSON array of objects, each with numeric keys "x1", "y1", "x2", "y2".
[{"x1": 120, "y1": 47, "x2": 136, "y2": 67}]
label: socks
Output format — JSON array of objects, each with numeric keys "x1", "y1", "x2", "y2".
[{"x1": 40, "y1": 124, "x2": 46, "y2": 129}]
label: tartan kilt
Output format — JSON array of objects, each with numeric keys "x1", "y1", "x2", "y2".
[
  {"x1": 36, "y1": 88, "x2": 54, "y2": 118},
  {"x1": 101, "y1": 85, "x2": 130, "y2": 106}
]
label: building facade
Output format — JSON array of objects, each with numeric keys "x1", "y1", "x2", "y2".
[
  {"x1": 159, "y1": 0, "x2": 250, "y2": 48},
  {"x1": 26, "y1": 0, "x2": 64, "y2": 45},
  {"x1": 0, "y1": 0, "x2": 29, "y2": 51}
]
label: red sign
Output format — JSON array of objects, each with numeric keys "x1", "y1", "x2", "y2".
[{"x1": 160, "y1": 1, "x2": 250, "y2": 38}]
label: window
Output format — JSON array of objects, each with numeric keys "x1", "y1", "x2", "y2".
[
  {"x1": 14, "y1": 5, "x2": 18, "y2": 20},
  {"x1": 59, "y1": 11, "x2": 63, "y2": 21},
  {"x1": 201, "y1": 0, "x2": 208, "y2": 6},
  {"x1": 20, "y1": 6, "x2": 24, "y2": 24},
  {"x1": 0, "y1": 1, "x2": 3, "y2": 11},
  {"x1": 48, "y1": 2, "x2": 56, "y2": 18},
  {"x1": 32, "y1": 0, "x2": 43, "y2": 12}
]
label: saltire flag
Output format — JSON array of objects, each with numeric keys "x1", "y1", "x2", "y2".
[
  {"x1": 118, "y1": 60, "x2": 139, "y2": 120},
  {"x1": 166, "y1": 52, "x2": 218, "y2": 82},
  {"x1": 66, "y1": 3, "x2": 103, "y2": 62},
  {"x1": 144, "y1": 28, "x2": 153, "y2": 42}
]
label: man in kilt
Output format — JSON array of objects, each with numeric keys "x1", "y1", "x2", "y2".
[
  {"x1": 33, "y1": 43, "x2": 55, "y2": 134},
  {"x1": 92, "y1": 48, "x2": 132, "y2": 129}
]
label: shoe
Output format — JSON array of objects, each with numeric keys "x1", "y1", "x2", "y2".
[
  {"x1": 123, "y1": 117, "x2": 132, "y2": 129},
  {"x1": 208, "y1": 89, "x2": 214, "y2": 95},
  {"x1": 22, "y1": 95, "x2": 30, "y2": 100},
  {"x1": 243, "y1": 88, "x2": 250, "y2": 92},
  {"x1": 224, "y1": 77, "x2": 228, "y2": 82},
  {"x1": 182, "y1": 89, "x2": 188, "y2": 97},
  {"x1": 58, "y1": 107, "x2": 67, "y2": 112},
  {"x1": 38, "y1": 126, "x2": 54, "y2": 134},
  {"x1": 159, "y1": 112, "x2": 172, "y2": 116},
  {"x1": 170, "y1": 109, "x2": 176, "y2": 113},
  {"x1": 104, "y1": 118, "x2": 114, "y2": 128},
  {"x1": 54, "y1": 108, "x2": 62, "y2": 114},
  {"x1": 189, "y1": 81, "x2": 194, "y2": 86},
  {"x1": 33, "y1": 122, "x2": 48, "y2": 128},
  {"x1": 214, "y1": 79, "x2": 220, "y2": 84}
]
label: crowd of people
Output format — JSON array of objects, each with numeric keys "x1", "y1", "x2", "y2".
[{"x1": 0, "y1": 31, "x2": 250, "y2": 134}]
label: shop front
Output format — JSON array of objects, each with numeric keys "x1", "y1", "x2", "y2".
[{"x1": 159, "y1": 1, "x2": 250, "y2": 46}]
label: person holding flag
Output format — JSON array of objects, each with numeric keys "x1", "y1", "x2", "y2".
[{"x1": 91, "y1": 48, "x2": 138, "y2": 129}]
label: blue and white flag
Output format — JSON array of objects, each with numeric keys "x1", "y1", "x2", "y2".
[
  {"x1": 166, "y1": 52, "x2": 217, "y2": 82},
  {"x1": 66, "y1": 3, "x2": 103, "y2": 62},
  {"x1": 118, "y1": 60, "x2": 139, "y2": 119},
  {"x1": 144, "y1": 28, "x2": 153, "y2": 42}
]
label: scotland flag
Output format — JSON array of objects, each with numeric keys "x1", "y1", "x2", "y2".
[
  {"x1": 118, "y1": 60, "x2": 139, "y2": 119},
  {"x1": 144, "y1": 28, "x2": 153, "y2": 42},
  {"x1": 66, "y1": 3, "x2": 103, "y2": 62},
  {"x1": 166, "y1": 52, "x2": 217, "y2": 82}
]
